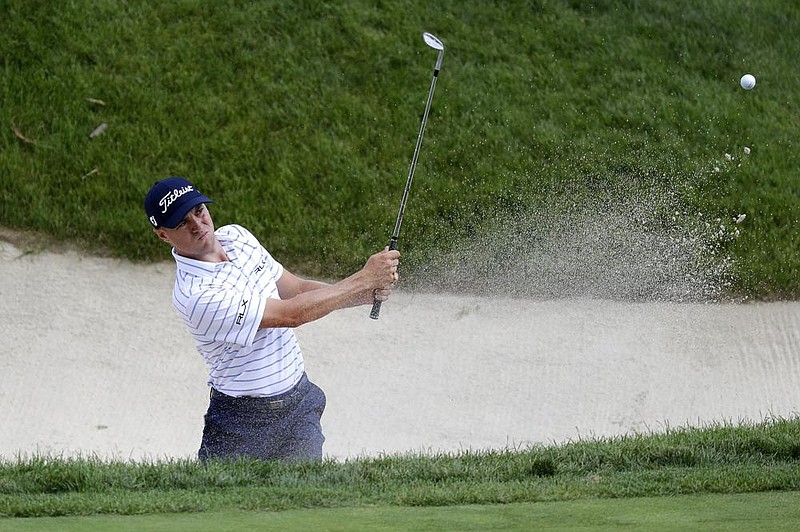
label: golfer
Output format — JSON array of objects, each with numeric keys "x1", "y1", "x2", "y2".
[{"x1": 144, "y1": 177, "x2": 399, "y2": 461}]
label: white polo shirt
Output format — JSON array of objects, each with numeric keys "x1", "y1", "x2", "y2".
[{"x1": 171, "y1": 224, "x2": 304, "y2": 397}]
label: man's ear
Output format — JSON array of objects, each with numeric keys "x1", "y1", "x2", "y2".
[{"x1": 154, "y1": 228, "x2": 171, "y2": 244}]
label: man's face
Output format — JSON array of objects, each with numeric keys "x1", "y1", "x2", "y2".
[{"x1": 154, "y1": 203, "x2": 216, "y2": 259}]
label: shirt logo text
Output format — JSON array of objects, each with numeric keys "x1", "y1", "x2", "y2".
[{"x1": 236, "y1": 299, "x2": 248, "y2": 325}]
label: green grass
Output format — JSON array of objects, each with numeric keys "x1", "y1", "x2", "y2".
[
  {"x1": 5, "y1": 493, "x2": 800, "y2": 531},
  {"x1": 3, "y1": 417, "x2": 800, "y2": 519},
  {"x1": 1, "y1": 0, "x2": 799, "y2": 297}
]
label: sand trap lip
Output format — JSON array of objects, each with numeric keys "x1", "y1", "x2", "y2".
[{"x1": 1, "y1": 241, "x2": 798, "y2": 461}]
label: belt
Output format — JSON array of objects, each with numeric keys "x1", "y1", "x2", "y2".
[{"x1": 210, "y1": 374, "x2": 308, "y2": 411}]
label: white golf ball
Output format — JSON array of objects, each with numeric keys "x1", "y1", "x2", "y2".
[{"x1": 740, "y1": 74, "x2": 756, "y2": 90}]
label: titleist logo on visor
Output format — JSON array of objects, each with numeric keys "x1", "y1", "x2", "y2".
[
  {"x1": 144, "y1": 178, "x2": 212, "y2": 228},
  {"x1": 160, "y1": 186, "x2": 194, "y2": 213}
]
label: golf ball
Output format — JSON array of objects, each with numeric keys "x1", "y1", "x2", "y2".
[{"x1": 740, "y1": 74, "x2": 756, "y2": 90}]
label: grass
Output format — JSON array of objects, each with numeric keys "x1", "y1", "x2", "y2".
[
  {"x1": 2, "y1": 417, "x2": 800, "y2": 518},
  {"x1": 5, "y1": 493, "x2": 800, "y2": 531},
  {"x1": 1, "y1": 0, "x2": 799, "y2": 298}
]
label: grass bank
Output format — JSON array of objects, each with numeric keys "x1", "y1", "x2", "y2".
[
  {"x1": 1, "y1": 0, "x2": 798, "y2": 298},
  {"x1": 2, "y1": 417, "x2": 800, "y2": 518}
]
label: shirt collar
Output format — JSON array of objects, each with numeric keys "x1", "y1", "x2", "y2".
[
  {"x1": 172, "y1": 248, "x2": 223, "y2": 276},
  {"x1": 171, "y1": 226, "x2": 243, "y2": 275},
  {"x1": 216, "y1": 232, "x2": 240, "y2": 263}
]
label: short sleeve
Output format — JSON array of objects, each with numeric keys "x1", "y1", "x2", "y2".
[{"x1": 184, "y1": 283, "x2": 267, "y2": 348}]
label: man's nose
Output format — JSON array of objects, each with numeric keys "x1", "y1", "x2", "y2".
[{"x1": 185, "y1": 213, "x2": 202, "y2": 231}]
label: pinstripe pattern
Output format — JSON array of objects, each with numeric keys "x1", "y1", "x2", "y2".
[{"x1": 171, "y1": 224, "x2": 304, "y2": 397}]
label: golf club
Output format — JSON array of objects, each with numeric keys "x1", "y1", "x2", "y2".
[{"x1": 370, "y1": 32, "x2": 445, "y2": 320}]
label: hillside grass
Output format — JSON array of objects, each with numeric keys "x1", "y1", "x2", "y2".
[{"x1": 1, "y1": 0, "x2": 798, "y2": 298}]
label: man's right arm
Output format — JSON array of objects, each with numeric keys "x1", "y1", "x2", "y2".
[{"x1": 259, "y1": 248, "x2": 399, "y2": 329}]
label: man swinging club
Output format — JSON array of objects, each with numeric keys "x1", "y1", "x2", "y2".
[{"x1": 144, "y1": 177, "x2": 399, "y2": 461}]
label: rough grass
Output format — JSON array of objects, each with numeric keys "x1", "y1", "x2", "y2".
[
  {"x1": 2, "y1": 417, "x2": 800, "y2": 518},
  {"x1": 1, "y1": 0, "x2": 799, "y2": 298}
]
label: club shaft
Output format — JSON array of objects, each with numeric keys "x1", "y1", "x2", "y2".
[
  {"x1": 391, "y1": 63, "x2": 440, "y2": 241},
  {"x1": 370, "y1": 44, "x2": 443, "y2": 321}
]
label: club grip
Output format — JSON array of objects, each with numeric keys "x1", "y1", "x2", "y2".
[
  {"x1": 369, "y1": 297, "x2": 383, "y2": 320},
  {"x1": 369, "y1": 238, "x2": 398, "y2": 320}
]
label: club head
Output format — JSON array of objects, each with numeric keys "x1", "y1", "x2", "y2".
[{"x1": 422, "y1": 32, "x2": 444, "y2": 51}]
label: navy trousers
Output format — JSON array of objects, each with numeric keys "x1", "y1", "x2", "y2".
[{"x1": 198, "y1": 373, "x2": 326, "y2": 462}]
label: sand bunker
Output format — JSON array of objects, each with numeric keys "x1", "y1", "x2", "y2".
[{"x1": 1, "y1": 241, "x2": 798, "y2": 461}]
